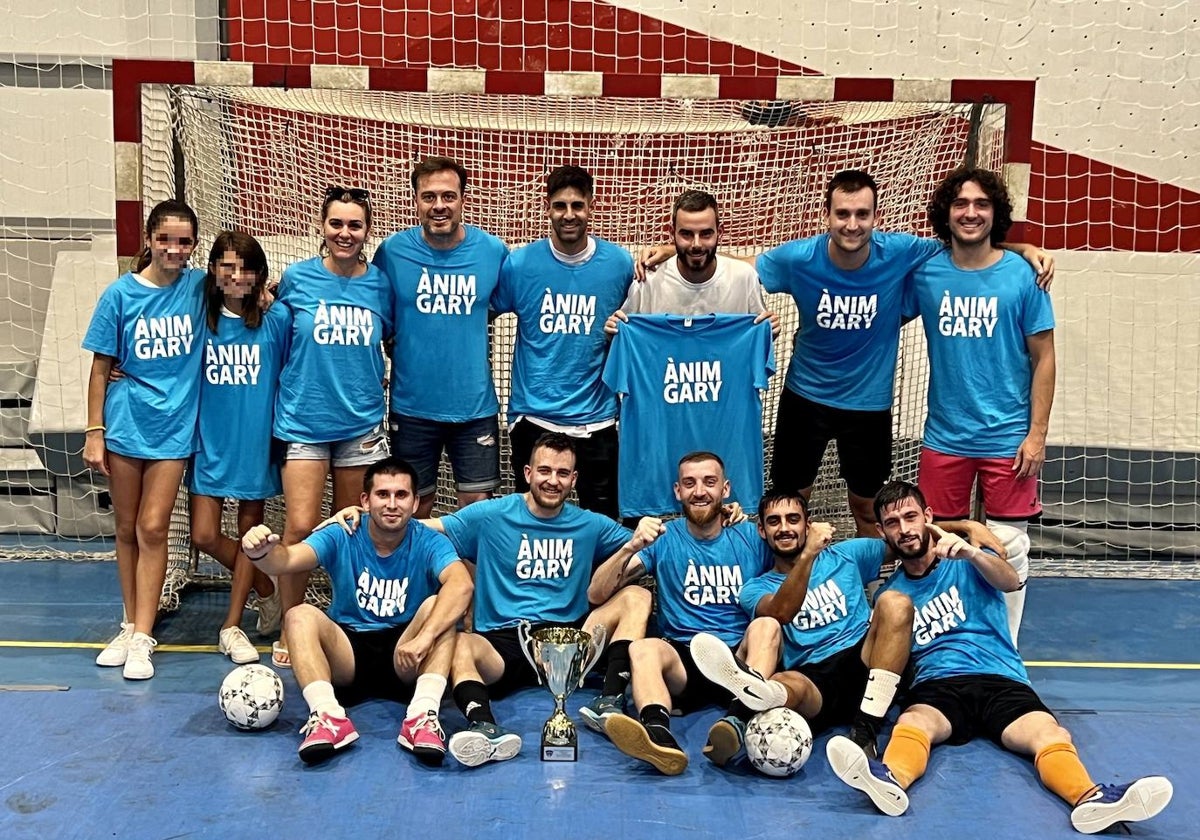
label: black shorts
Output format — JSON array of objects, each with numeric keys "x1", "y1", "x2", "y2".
[
  {"x1": 770, "y1": 388, "x2": 892, "y2": 498},
  {"x1": 666, "y1": 638, "x2": 735, "y2": 714},
  {"x1": 795, "y1": 637, "x2": 870, "y2": 734},
  {"x1": 478, "y1": 618, "x2": 586, "y2": 700},
  {"x1": 903, "y1": 674, "x2": 1054, "y2": 746},
  {"x1": 336, "y1": 623, "x2": 414, "y2": 706}
]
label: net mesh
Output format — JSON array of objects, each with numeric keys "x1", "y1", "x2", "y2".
[{"x1": 134, "y1": 85, "x2": 1002, "y2": 605}]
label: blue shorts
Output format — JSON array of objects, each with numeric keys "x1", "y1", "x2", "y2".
[{"x1": 388, "y1": 412, "x2": 500, "y2": 497}]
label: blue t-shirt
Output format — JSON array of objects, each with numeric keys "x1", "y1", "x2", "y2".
[
  {"x1": 82, "y1": 269, "x2": 206, "y2": 459},
  {"x1": 189, "y1": 305, "x2": 291, "y2": 499},
  {"x1": 757, "y1": 232, "x2": 942, "y2": 411},
  {"x1": 373, "y1": 225, "x2": 508, "y2": 422},
  {"x1": 639, "y1": 520, "x2": 772, "y2": 645},
  {"x1": 272, "y1": 256, "x2": 393, "y2": 443},
  {"x1": 440, "y1": 493, "x2": 630, "y2": 632},
  {"x1": 494, "y1": 238, "x2": 632, "y2": 425},
  {"x1": 906, "y1": 249, "x2": 1056, "y2": 458},
  {"x1": 304, "y1": 519, "x2": 459, "y2": 632},
  {"x1": 877, "y1": 555, "x2": 1028, "y2": 687},
  {"x1": 739, "y1": 538, "x2": 885, "y2": 669},
  {"x1": 602, "y1": 313, "x2": 775, "y2": 517}
]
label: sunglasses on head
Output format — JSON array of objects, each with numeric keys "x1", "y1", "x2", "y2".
[{"x1": 325, "y1": 185, "x2": 371, "y2": 202}]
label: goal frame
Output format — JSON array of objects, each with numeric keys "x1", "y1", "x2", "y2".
[{"x1": 111, "y1": 58, "x2": 1036, "y2": 265}]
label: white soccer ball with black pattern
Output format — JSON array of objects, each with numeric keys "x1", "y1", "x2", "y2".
[
  {"x1": 219, "y1": 664, "x2": 284, "y2": 730},
  {"x1": 744, "y1": 707, "x2": 813, "y2": 777}
]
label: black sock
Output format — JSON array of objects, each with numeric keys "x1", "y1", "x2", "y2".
[
  {"x1": 726, "y1": 699, "x2": 755, "y2": 723},
  {"x1": 602, "y1": 640, "x2": 632, "y2": 696},
  {"x1": 452, "y1": 680, "x2": 495, "y2": 725},
  {"x1": 639, "y1": 703, "x2": 671, "y2": 731},
  {"x1": 850, "y1": 712, "x2": 884, "y2": 743}
]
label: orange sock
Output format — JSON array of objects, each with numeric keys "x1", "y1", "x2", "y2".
[
  {"x1": 881, "y1": 724, "x2": 931, "y2": 789},
  {"x1": 1035, "y1": 742, "x2": 1097, "y2": 805}
]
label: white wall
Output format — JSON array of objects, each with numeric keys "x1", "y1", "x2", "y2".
[{"x1": 618, "y1": 0, "x2": 1199, "y2": 192}]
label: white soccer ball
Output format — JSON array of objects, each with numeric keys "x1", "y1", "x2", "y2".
[
  {"x1": 744, "y1": 707, "x2": 813, "y2": 777},
  {"x1": 219, "y1": 664, "x2": 284, "y2": 730}
]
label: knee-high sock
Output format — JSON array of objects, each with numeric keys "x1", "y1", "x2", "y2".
[
  {"x1": 988, "y1": 521, "x2": 1030, "y2": 647},
  {"x1": 880, "y1": 724, "x2": 931, "y2": 789},
  {"x1": 1035, "y1": 742, "x2": 1097, "y2": 805}
]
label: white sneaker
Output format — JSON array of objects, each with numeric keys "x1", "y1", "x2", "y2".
[
  {"x1": 218, "y1": 626, "x2": 260, "y2": 664},
  {"x1": 96, "y1": 622, "x2": 134, "y2": 667},
  {"x1": 255, "y1": 588, "x2": 282, "y2": 635},
  {"x1": 689, "y1": 631, "x2": 789, "y2": 711},
  {"x1": 123, "y1": 632, "x2": 157, "y2": 680}
]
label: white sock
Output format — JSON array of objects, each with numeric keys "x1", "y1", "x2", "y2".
[
  {"x1": 407, "y1": 673, "x2": 448, "y2": 719},
  {"x1": 301, "y1": 680, "x2": 345, "y2": 718},
  {"x1": 860, "y1": 669, "x2": 901, "y2": 718},
  {"x1": 987, "y1": 521, "x2": 1031, "y2": 648}
]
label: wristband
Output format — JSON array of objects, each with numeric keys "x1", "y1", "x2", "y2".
[{"x1": 84, "y1": 425, "x2": 106, "y2": 433}]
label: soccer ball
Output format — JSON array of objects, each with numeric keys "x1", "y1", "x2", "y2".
[
  {"x1": 219, "y1": 664, "x2": 284, "y2": 730},
  {"x1": 744, "y1": 707, "x2": 813, "y2": 777}
]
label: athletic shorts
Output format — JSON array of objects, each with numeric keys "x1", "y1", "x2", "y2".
[
  {"x1": 388, "y1": 412, "x2": 500, "y2": 498},
  {"x1": 666, "y1": 638, "x2": 735, "y2": 714},
  {"x1": 335, "y1": 623, "x2": 414, "y2": 706},
  {"x1": 283, "y1": 422, "x2": 389, "y2": 468},
  {"x1": 918, "y1": 447, "x2": 1041, "y2": 521},
  {"x1": 902, "y1": 674, "x2": 1053, "y2": 746},
  {"x1": 793, "y1": 636, "x2": 870, "y2": 734},
  {"x1": 770, "y1": 388, "x2": 892, "y2": 498},
  {"x1": 477, "y1": 617, "x2": 586, "y2": 700},
  {"x1": 509, "y1": 418, "x2": 619, "y2": 519}
]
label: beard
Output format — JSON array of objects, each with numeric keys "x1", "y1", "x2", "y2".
[
  {"x1": 682, "y1": 246, "x2": 717, "y2": 272},
  {"x1": 682, "y1": 498, "x2": 721, "y2": 528},
  {"x1": 767, "y1": 533, "x2": 803, "y2": 560},
  {"x1": 529, "y1": 483, "x2": 566, "y2": 512},
  {"x1": 886, "y1": 529, "x2": 931, "y2": 560}
]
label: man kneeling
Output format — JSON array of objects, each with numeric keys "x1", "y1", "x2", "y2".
[{"x1": 242, "y1": 457, "x2": 472, "y2": 766}]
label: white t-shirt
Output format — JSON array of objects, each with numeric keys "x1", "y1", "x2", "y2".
[{"x1": 622, "y1": 254, "x2": 766, "y2": 316}]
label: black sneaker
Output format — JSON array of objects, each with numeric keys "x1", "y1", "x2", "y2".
[{"x1": 848, "y1": 720, "x2": 879, "y2": 761}]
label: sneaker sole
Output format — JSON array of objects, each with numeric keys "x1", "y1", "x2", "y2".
[
  {"x1": 448, "y1": 731, "x2": 522, "y2": 768},
  {"x1": 703, "y1": 719, "x2": 743, "y2": 767},
  {"x1": 689, "y1": 633, "x2": 785, "y2": 712},
  {"x1": 1071, "y1": 777, "x2": 1174, "y2": 834},
  {"x1": 122, "y1": 662, "x2": 154, "y2": 680},
  {"x1": 299, "y1": 731, "x2": 360, "y2": 765},
  {"x1": 826, "y1": 736, "x2": 908, "y2": 817},
  {"x1": 220, "y1": 644, "x2": 261, "y2": 665},
  {"x1": 605, "y1": 714, "x2": 688, "y2": 776},
  {"x1": 95, "y1": 650, "x2": 128, "y2": 667}
]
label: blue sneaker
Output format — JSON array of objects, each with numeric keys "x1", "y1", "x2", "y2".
[
  {"x1": 826, "y1": 734, "x2": 909, "y2": 817},
  {"x1": 703, "y1": 715, "x2": 747, "y2": 767},
  {"x1": 579, "y1": 693, "x2": 625, "y2": 736},
  {"x1": 1070, "y1": 777, "x2": 1173, "y2": 834},
  {"x1": 448, "y1": 721, "x2": 522, "y2": 768}
]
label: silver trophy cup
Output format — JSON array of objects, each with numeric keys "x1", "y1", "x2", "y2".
[{"x1": 518, "y1": 621, "x2": 607, "y2": 761}]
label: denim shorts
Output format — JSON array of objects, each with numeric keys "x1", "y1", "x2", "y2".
[
  {"x1": 388, "y1": 412, "x2": 500, "y2": 497},
  {"x1": 283, "y1": 422, "x2": 389, "y2": 468}
]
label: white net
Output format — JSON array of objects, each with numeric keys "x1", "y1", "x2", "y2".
[{"x1": 130, "y1": 83, "x2": 1006, "y2": 604}]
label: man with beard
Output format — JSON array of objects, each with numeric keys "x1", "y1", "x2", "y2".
[
  {"x1": 604, "y1": 189, "x2": 778, "y2": 335},
  {"x1": 241, "y1": 458, "x2": 474, "y2": 766},
  {"x1": 422, "y1": 432, "x2": 652, "y2": 767},
  {"x1": 585, "y1": 452, "x2": 777, "y2": 775},
  {"x1": 493, "y1": 166, "x2": 633, "y2": 520},
  {"x1": 826, "y1": 481, "x2": 1173, "y2": 834},
  {"x1": 689, "y1": 489, "x2": 913, "y2": 766}
]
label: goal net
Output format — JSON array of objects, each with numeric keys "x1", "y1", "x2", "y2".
[{"x1": 127, "y1": 76, "x2": 1011, "y2": 605}]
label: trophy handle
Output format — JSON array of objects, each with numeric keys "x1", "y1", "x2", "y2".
[
  {"x1": 517, "y1": 620, "x2": 544, "y2": 685},
  {"x1": 578, "y1": 623, "x2": 608, "y2": 688}
]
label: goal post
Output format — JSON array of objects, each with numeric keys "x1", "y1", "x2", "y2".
[{"x1": 102, "y1": 58, "x2": 1035, "y2": 604}]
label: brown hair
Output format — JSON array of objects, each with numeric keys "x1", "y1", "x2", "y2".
[
  {"x1": 132, "y1": 199, "x2": 199, "y2": 272},
  {"x1": 205, "y1": 230, "x2": 270, "y2": 332}
]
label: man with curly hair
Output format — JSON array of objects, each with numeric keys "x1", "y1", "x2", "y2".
[{"x1": 905, "y1": 168, "x2": 1056, "y2": 646}]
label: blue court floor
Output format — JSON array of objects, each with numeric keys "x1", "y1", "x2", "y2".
[{"x1": 1, "y1": 560, "x2": 1196, "y2": 840}]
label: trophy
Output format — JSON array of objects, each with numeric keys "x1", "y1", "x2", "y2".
[{"x1": 518, "y1": 621, "x2": 607, "y2": 761}]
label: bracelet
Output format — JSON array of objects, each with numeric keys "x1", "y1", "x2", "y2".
[{"x1": 84, "y1": 424, "x2": 106, "y2": 433}]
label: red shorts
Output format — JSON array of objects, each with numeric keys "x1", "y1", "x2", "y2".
[{"x1": 917, "y1": 447, "x2": 1041, "y2": 520}]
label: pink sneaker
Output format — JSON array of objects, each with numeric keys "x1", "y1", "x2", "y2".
[
  {"x1": 298, "y1": 712, "x2": 359, "y2": 765},
  {"x1": 398, "y1": 710, "x2": 447, "y2": 766}
]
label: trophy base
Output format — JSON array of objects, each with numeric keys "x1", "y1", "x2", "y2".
[{"x1": 541, "y1": 742, "x2": 579, "y2": 762}]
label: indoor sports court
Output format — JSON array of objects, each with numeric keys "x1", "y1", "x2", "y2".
[{"x1": 1, "y1": 3, "x2": 1196, "y2": 838}]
